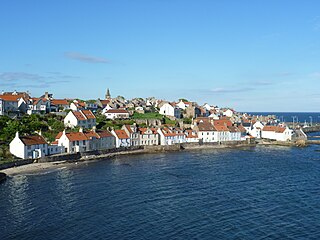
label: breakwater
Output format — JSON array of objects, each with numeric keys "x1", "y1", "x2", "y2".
[{"x1": 303, "y1": 125, "x2": 320, "y2": 133}]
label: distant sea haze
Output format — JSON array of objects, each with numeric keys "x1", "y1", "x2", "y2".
[{"x1": 247, "y1": 112, "x2": 320, "y2": 124}]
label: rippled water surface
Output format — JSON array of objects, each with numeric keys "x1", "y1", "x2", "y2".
[{"x1": 1, "y1": 146, "x2": 320, "y2": 239}]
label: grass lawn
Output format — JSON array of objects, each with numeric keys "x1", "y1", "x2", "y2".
[{"x1": 132, "y1": 112, "x2": 164, "y2": 120}]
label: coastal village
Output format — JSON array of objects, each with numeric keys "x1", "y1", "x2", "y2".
[{"x1": 0, "y1": 89, "x2": 308, "y2": 161}]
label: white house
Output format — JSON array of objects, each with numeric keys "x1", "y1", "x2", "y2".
[
  {"x1": 157, "y1": 128, "x2": 186, "y2": 145},
  {"x1": 101, "y1": 104, "x2": 113, "y2": 115},
  {"x1": 214, "y1": 125, "x2": 230, "y2": 142},
  {"x1": 0, "y1": 94, "x2": 28, "y2": 115},
  {"x1": 184, "y1": 129, "x2": 199, "y2": 143},
  {"x1": 203, "y1": 103, "x2": 213, "y2": 111},
  {"x1": 227, "y1": 126, "x2": 242, "y2": 141},
  {"x1": 223, "y1": 109, "x2": 234, "y2": 118},
  {"x1": 261, "y1": 126, "x2": 293, "y2": 142},
  {"x1": 70, "y1": 100, "x2": 86, "y2": 111},
  {"x1": 50, "y1": 99, "x2": 70, "y2": 112},
  {"x1": 138, "y1": 128, "x2": 159, "y2": 146},
  {"x1": 55, "y1": 128, "x2": 115, "y2": 153},
  {"x1": 249, "y1": 121, "x2": 264, "y2": 139},
  {"x1": 112, "y1": 129, "x2": 131, "y2": 148},
  {"x1": 193, "y1": 122, "x2": 217, "y2": 143},
  {"x1": 122, "y1": 125, "x2": 140, "y2": 146},
  {"x1": 64, "y1": 110, "x2": 96, "y2": 129},
  {"x1": 82, "y1": 129, "x2": 116, "y2": 151},
  {"x1": 9, "y1": 132, "x2": 62, "y2": 159},
  {"x1": 159, "y1": 103, "x2": 181, "y2": 119},
  {"x1": 176, "y1": 100, "x2": 191, "y2": 110},
  {"x1": 27, "y1": 98, "x2": 50, "y2": 115},
  {"x1": 104, "y1": 109, "x2": 130, "y2": 119}
]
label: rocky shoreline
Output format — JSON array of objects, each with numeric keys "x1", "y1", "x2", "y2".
[
  {"x1": 2, "y1": 140, "x2": 311, "y2": 177},
  {"x1": 2, "y1": 142, "x2": 257, "y2": 176}
]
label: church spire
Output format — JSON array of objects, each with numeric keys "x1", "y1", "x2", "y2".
[{"x1": 105, "y1": 88, "x2": 111, "y2": 99}]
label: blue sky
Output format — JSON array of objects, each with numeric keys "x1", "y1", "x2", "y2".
[{"x1": 1, "y1": 0, "x2": 320, "y2": 112}]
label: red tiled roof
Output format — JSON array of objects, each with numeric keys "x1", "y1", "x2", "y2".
[
  {"x1": 0, "y1": 95, "x2": 22, "y2": 102},
  {"x1": 113, "y1": 130, "x2": 129, "y2": 139},
  {"x1": 84, "y1": 131, "x2": 99, "y2": 139},
  {"x1": 197, "y1": 122, "x2": 215, "y2": 131},
  {"x1": 237, "y1": 125, "x2": 247, "y2": 133},
  {"x1": 185, "y1": 129, "x2": 198, "y2": 138},
  {"x1": 214, "y1": 119, "x2": 233, "y2": 127},
  {"x1": 72, "y1": 111, "x2": 86, "y2": 120},
  {"x1": 96, "y1": 130, "x2": 114, "y2": 138},
  {"x1": 106, "y1": 109, "x2": 129, "y2": 114},
  {"x1": 100, "y1": 100, "x2": 110, "y2": 105},
  {"x1": 214, "y1": 125, "x2": 229, "y2": 132},
  {"x1": 66, "y1": 132, "x2": 88, "y2": 141},
  {"x1": 228, "y1": 126, "x2": 239, "y2": 132},
  {"x1": 262, "y1": 126, "x2": 286, "y2": 133},
  {"x1": 20, "y1": 135, "x2": 47, "y2": 146},
  {"x1": 82, "y1": 110, "x2": 95, "y2": 119},
  {"x1": 124, "y1": 125, "x2": 133, "y2": 133},
  {"x1": 55, "y1": 132, "x2": 63, "y2": 139},
  {"x1": 51, "y1": 99, "x2": 69, "y2": 105}
]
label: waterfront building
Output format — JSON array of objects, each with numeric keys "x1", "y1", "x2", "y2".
[
  {"x1": 138, "y1": 127, "x2": 159, "y2": 146},
  {"x1": 261, "y1": 125, "x2": 293, "y2": 142},
  {"x1": 248, "y1": 121, "x2": 264, "y2": 139},
  {"x1": 214, "y1": 125, "x2": 230, "y2": 142},
  {"x1": 184, "y1": 129, "x2": 199, "y2": 143},
  {"x1": 157, "y1": 128, "x2": 186, "y2": 145},
  {"x1": 227, "y1": 126, "x2": 242, "y2": 141},
  {"x1": 64, "y1": 110, "x2": 96, "y2": 129},
  {"x1": 122, "y1": 125, "x2": 140, "y2": 146},
  {"x1": 55, "y1": 128, "x2": 115, "y2": 153},
  {"x1": 112, "y1": 129, "x2": 131, "y2": 148},
  {"x1": 56, "y1": 129, "x2": 89, "y2": 153},
  {"x1": 9, "y1": 132, "x2": 62, "y2": 159},
  {"x1": 193, "y1": 122, "x2": 217, "y2": 143}
]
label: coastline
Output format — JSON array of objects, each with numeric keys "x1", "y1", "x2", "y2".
[
  {"x1": 2, "y1": 139, "x2": 312, "y2": 177},
  {"x1": 2, "y1": 143, "x2": 256, "y2": 176}
]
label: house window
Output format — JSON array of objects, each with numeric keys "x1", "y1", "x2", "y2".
[
  {"x1": 27, "y1": 146, "x2": 31, "y2": 150},
  {"x1": 83, "y1": 140, "x2": 86, "y2": 145}
]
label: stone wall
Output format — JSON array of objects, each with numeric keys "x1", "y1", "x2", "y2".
[
  {"x1": 38, "y1": 153, "x2": 81, "y2": 163},
  {"x1": 0, "y1": 159, "x2": 34, "y2": 170},
  {"x1": 144, "y1": 145, "x2": 181, "y2": 152}
]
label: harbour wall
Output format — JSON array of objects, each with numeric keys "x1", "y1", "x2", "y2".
[{"x1": 0, "y1": 142, "x2": 254, "y2": 170}]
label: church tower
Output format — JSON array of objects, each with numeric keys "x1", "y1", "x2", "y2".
[{"x1": 105, "y1": 88, "x2": 111, "y2": 99}]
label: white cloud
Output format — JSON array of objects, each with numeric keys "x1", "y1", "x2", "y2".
[{"x1": 64, "y1": 52, "x2": 109, "y2": 63}]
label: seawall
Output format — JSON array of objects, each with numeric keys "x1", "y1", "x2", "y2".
[
  {"x1": 303, "y1": 125, "x2": 320, "y2": 133},
  {"x1": 0, "y1": 142, "x2": 255, "y2": 171}
]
